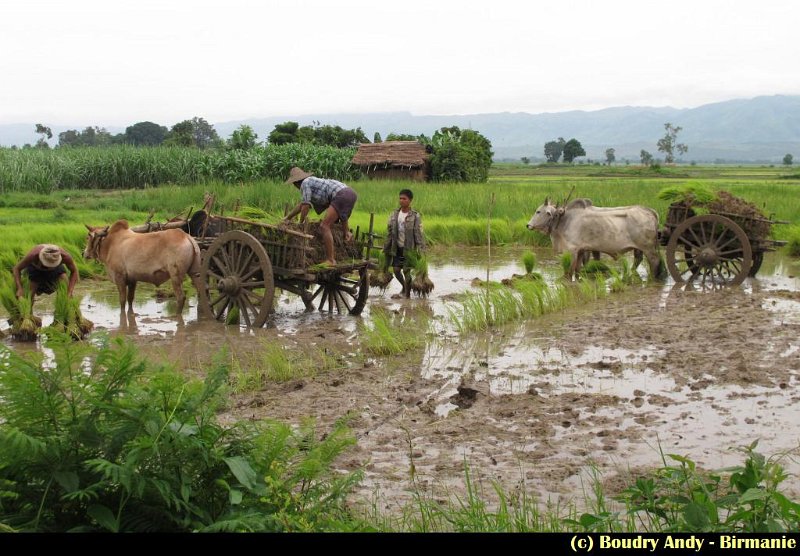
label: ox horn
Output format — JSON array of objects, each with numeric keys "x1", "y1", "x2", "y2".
[
  {"x1": 544, "y1": 195, "x2": 550, "y2": 205},
  {"x1": 85, "y1": 224, "x2": 94, "y2": 232}
]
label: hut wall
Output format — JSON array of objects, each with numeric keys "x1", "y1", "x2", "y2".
[{"x1": 362, "y1": 167, "x2": 428, "y2": 182}]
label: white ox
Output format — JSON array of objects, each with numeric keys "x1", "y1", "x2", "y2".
[
  {"x1": 527, "y1": 197, "x2": 664, "y2": 280},
  {"x1": 84, "y1": 220, "x2": 204, "y2": 315}
]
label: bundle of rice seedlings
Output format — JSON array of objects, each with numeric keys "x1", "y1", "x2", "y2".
[
  {"x1": 579, "y1": 259, "x2": 612, "y2": 277},
  {"x1": 560, "y1": 252, "x2": 573, "y2": 278},
  {"x1": 369, "y1": 251, "x2": 393, "y2": 291},
  {"x1": 521, "y1": 251, "x2": 537, "y2": 274},
  {"x1": 657, "y1": 182, "x2": 716, "y2": 205},
  {"x1": 408, "y1": 251, "x2": 434, "y2": 298},
  {"x1": 12, "y1": 295, "x2": 38, "y2": 341},
  {"x1": 237, "y1": 205, "x2": 270, "y2": 221},
  {"x1": 0, "y1": 282, "x2": 39, "y2": 341},
  {"x1": 70, "y1": 297, "x2": 93, "y2": 338},
  {"x1": 49, "y1": 282, "x2": 93, "y2": 339}
]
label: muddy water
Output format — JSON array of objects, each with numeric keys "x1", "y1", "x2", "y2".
[{"x1": 3, "y1": 247, "x2": 800, "y2": 509}]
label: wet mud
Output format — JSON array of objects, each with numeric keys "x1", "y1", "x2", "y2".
[{"x1": 3, "y1": 247, "x2": 800, "y2": 511}]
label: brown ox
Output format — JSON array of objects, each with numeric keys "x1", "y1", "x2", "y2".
[{"x1": 84, "y1": 220, "x2": 204, "y2": 315}]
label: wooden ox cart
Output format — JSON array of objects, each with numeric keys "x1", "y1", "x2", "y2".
[{"x1": 659, "y1": 200, "x2": 788, "y2": 287}]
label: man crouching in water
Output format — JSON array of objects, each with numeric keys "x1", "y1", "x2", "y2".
[{"x1": 13, "y1": 244, "x2": 79, "y2": 307}]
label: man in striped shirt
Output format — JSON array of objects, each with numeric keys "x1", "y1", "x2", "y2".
[{"x1": 283, "y1": 167, "x2": 358, "y2": 266}]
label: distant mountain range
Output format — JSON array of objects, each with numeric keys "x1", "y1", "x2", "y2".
[{"x1": 3, "y1": 95, "x2": 799, "y2": 162}]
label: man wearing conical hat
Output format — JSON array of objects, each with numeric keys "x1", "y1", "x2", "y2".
[
  {"x1": 13, "y1": 244, "x2": 79, "y2": 307},
  {"x1": 282, "y1": 167, "x2": 358, "y2": 266}
]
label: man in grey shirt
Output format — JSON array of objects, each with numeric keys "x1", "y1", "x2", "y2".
[{"x1": 283, "y1": 167, "x2": 358, "y2": 266}]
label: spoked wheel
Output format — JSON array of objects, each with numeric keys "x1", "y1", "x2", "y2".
[
  {"x1": 307, "y1": 266, "x2": 369, "y2": 315},
  {"x1": 199, "y1": 231, "x2": 275, "y2": 327},
  {"x1": 666, "y1": 214, "x2": 752, "y2": 288},
  {"x1": 748, "y1": 251, "x2": 764, "y2": 277}
]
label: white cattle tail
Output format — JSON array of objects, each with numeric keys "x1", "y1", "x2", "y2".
[
  {"x1": 84, "y1": 219, "x2": 204, "y2": 315},
  {"x1": 527, "y1": 197, "x2": 665, "y2": 280}
]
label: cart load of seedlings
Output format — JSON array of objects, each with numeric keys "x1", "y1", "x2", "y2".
[
  {"x1": 707, "y1": 190, "x2": 772, "y2": 239},
  {"x1": 658, "y1": 185, "x2": 772, "y2": 239},
  {"x1": 274, "y1": 221, "x2": 362, "y2": 268},
  {"x1": 49, "y1": 281, "x2": 93, "y2": 340},
  {"x1": 0, "y1": 283, "x2": 41, "y2": 341}
]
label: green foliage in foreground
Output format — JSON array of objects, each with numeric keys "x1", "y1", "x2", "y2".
[
  {"x1": 0, "y1": 334, "x2": 364, "y2": 532},
  {"x1": 575, "y1": 442, "x2": 800, "y2": 533},
  {"x1": 370, "y1": 445, "x2": 800, "y2": 532}
]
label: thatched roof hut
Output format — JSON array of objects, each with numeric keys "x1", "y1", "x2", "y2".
[{"x1": 351, "y1": 141, "x2": 430, "y2": 181}]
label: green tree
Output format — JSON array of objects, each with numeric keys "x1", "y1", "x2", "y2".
[
  {"x1": 544, "y1": 137, "x2": 566, "y2": 163},
  {"x1": 657, "y1": 122, "x2": 688, "y2": 163},
  {"x1": 386, "y1": 132, "x2": 430, "y2": 144},
  {"x1": 783, "y1": 153, "x2": 793, "y2": 166},
  {"x1": 165, "y1": 117, "x2": 221, "y2": 149},
  {"x1": 124, "y1": 121, "x2": 168, "y2": 146},
  {"x1": 312, "y1": 124, "x2": 369, "y2": 148},
  {"x1": 373, "y1": 132, "x2": 382, "y2": 143},
  {"x1": 268, "y1": 121, "x2": 301, "y2": 145},
  {"x1": 165, "y1": 120, "x2": 195, "y2": 147},
  {"x1": 429, "y1": 126, "x2": 493, "y2": 182},
  {"x1": 562, "y1": 138, "x2": 586, "y2": 163},
  {"x1": 191, "y1": 117, "x2": 221, "y2": 149},
  {"x1": 521, "y1": 157, "x2": 530, "y2": 165},
  {"x1": 57, "y1": 126, "x2": 113, "y2": 147},
  {"x1": 228, "y1": 124, "x2": 259, "y2": 150},
  {"x1": 34, "y1": 124, "x2": 52, "y2": 148},
  {"x1": 640, "y1": 149, "x2": 654, "y2": 166},
  {"x1": 605, "y1": 148, "x2": 616, "y2": 165}
]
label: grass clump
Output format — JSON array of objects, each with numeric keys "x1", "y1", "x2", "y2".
[
  {"x1": 229, "y1": 341, "x2": 341, "y2": 392},
  {"x1": 369, "y1": 250, "x2": 393, "y2": 292},
  {"x1": 359, "y1": 308, "x2": 427, "y2": 355},
  {"x1": 521, "y1": 251, "x2": 537, "y2": 274},
  {"x1": 786, "y1": 225, "x2": 800, "y2": 257},
  {"x1": 48, "y1": 281, "x2": 93, "y2": 340},
  {"x1": 0, "y1": 335, "x2": 364, "y2": 532},
  {"x1": 0, "y1": 281, "x2": 40, "y2": 341},
  {"x1": 406, "y1": 250, "x2": 435, "y2": 298}
]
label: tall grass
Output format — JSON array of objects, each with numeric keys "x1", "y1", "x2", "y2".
[{"x1": 0, "y1": 144, "x2": 358, "y2": 193}]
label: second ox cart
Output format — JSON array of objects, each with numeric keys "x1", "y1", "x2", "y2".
[{"x1": 660, "y1": 198, "x2": 788, "y2": 287}]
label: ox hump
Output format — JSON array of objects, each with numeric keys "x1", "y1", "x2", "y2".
[{"x1": 110, "y1": 220, "x2": 130, "y2": 233}]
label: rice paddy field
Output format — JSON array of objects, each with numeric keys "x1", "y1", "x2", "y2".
[{"x1": 2, "y1": 159, "x2": 800, "y2": 532}]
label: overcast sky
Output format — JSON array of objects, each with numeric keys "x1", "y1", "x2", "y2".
[{"x1": 1, "y1": 0, "x2": 798, "y2": 126}]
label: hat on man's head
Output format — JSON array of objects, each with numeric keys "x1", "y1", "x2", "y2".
[
  {"x1": 285, "y1": 167, "x2": 313, "y2": 185},
  {"x1": 39, "y1": 244, "x2": 63, "y2": 268}
]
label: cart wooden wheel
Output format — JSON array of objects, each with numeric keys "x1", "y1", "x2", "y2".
[
  {"x1": 308, "y1": 266, "x2": 369, "y2": 315},
  {"x1": 199, "y1": 230, "x2": 275, "y2": 327},
  {"x1": 748, "y1": 252, "x2": 764, "y2": 277},
  {"x1": 666, "y1": 214, "x2": 752, "y2": 287}
]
